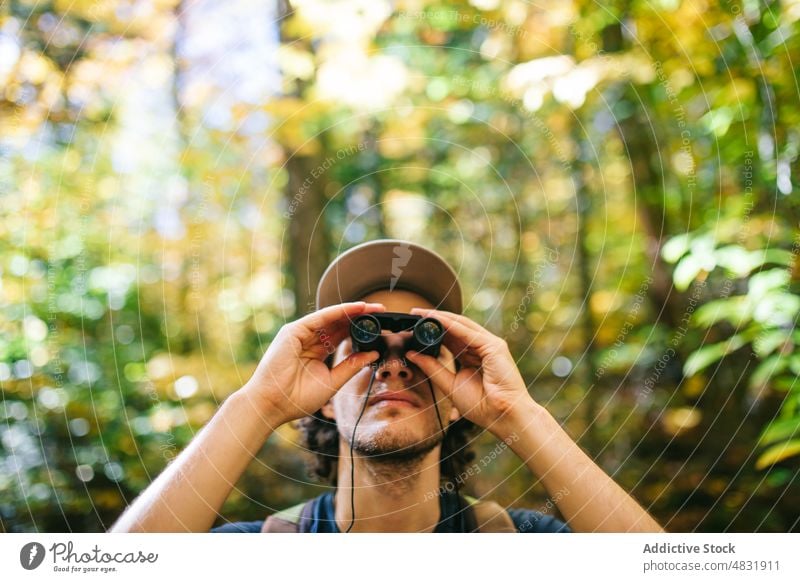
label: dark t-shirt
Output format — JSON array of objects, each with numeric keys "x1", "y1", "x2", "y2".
[{"x1": 210, "y1": 490, "x2": 570, "y2": 533}]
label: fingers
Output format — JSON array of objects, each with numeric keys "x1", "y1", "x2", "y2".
[
  {"x1": 329, "y1": 350, "x2": 380, "y2": 390},
  {"x1": 411, "y1": 307, "x2": 488, "y2": 334},
  {"x1": 319, "y1": 302, "x2": 387, "y2": 348},
  {"x1": 294, "y1": 301, "x2": 385, "y2": 351},
  {"x1": 410, "y1": 308, "x2": 508, "y2": 370},
  {"x1": 406, "y1": 350, "x2": 456, "y2": 397},
  {"x1": 300, "y1": 301, "x2": 385, "y2": 334},
  {"x1": 411, "y1": 308, "x2": 497, "y2": 355},
  {"x1": 320, "y1": 317, "x2": 356, "y2": 349}
]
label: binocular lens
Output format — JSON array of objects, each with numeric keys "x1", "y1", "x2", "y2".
[
  {"x1": 350, "y1": 313, "x2": 444, "y2": 359},
  {"x1": 351, "y1": 316, "x2": 380, "y2": 342},
  {"x1": 415, "y1": 319, "x2": 444, "y2": 346}
]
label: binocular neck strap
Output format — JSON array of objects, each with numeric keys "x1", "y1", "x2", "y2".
[{"x1": 344, "y1": 368, "x2": 457, "y2": 533}]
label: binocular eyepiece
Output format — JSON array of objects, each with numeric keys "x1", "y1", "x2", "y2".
[{"x1": 350, "y1": 312, "x2": 445, "y2": 362}]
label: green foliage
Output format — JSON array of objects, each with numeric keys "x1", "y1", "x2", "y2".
[
  {"x1": 2, "y1": 0, "x2": 800, "y2": 533},
  {"x1": 662, "y1": 228, "x2": 800, "y2": 471}
]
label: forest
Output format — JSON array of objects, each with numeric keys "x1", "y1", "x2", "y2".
[{"x1": 1, "y1": 0, "x2": 799, "y2": 532}]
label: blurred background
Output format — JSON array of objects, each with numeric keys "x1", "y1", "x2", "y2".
[{"x1": 1, "y1": 0, "x2": 799, "y2": 533}]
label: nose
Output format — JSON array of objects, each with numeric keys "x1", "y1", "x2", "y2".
[
  {"x1": 377, "y1": 354, "x2": 412, "y2": 381},
  {"x1": 376, "y1": 339, "x2": 413, "y2": 382}
]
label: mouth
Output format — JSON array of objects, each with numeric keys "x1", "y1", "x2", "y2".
[{"x1": 368, "y1": 391, "x2": 422, "y2": 409}]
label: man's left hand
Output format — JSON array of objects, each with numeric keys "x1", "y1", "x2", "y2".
[{"x1": 405, "y1": 308, "x2": 536, "y2": 437}]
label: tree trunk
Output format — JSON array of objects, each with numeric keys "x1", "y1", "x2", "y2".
[
  {"x1": 279, "y1": 0, "x2": 330, "y2": 316},
  {"x1": 286, "y1": 155, "x2": 330, "y2": 315}
]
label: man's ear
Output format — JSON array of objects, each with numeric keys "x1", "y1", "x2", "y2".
[{"x1": 448, "y1": 405, "x2": 461, "y2": 423}]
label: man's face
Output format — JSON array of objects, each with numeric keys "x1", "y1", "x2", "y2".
[{"x1": 322, "y1": 289, "x2": 459, "y2": 459}]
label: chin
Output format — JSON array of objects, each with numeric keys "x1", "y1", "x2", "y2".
[{"x1": 350, "y1": 417, "x2": 441, "y2": 458}]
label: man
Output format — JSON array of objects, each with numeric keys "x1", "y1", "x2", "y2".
[{"x1": 110, "y1": 239, "x2": 663, "y2": 533}]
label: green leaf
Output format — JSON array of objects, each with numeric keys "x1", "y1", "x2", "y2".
[
  {"x1": 753, "y1": 329, "x2": 792, "y2": 358},
  {"x1": 789, "y1": 354, "x2": 800, "y2": 376},
  {"x1": 714, "y1": 245, "x2": 761, "y2": 276},
  {"x1": 753, "y1": 292, "x2": 800, "y2": 326},
  {"x1": 684, "y1": 335, "x2": 746, "y2": 376},
  {"x1": 673, "y1": 254, "x2": 706, "y2": 291},
  {"x1": 756, "y1": 439, "x2": 800, "y2": 470},
  {"x1": 689, "y1": 233, "x2": 716, "y2": 256},
  {"x1": 773, "y1": 375, "x2": 800, "y2": 392},
  {"x1": 749, "y1": 354, "x2": 789, "y2": 389},
  {"x1": 714, "y1": 247, "x2": 795, "y2": 278},
  {"x1": 661, "y1": 233, "x2": 692, "y2": 263},
  {"x1": 748, "y1": 268, "x2": 790, "y2": 300},
  {"x1": 759, "y1": 417, "x2": 800, "y2": 446},
  {"x1": 684, "y1": 344, "x2": 726, "y2": 376},
  {"x1": 701, "y1": 106, "x2": 734, "y2": 137},
  {"x1": 762, "y1": 248, "x2": 795, "y2": 267},
  {"x1": 692, "y1": 296, "x2": 751, "y2": 328}
]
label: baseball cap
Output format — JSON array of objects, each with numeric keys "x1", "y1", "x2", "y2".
[{"x1": 315, "y1": 239, "x2": 463, "y2": 314}]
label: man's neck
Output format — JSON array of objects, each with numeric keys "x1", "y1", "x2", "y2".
[{"x1": 334, "y1": 442, "x2": 443, "y2": 532}]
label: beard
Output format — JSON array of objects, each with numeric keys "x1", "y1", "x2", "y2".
[
  {"x1": 349, "y1": 430, "x2": 443, "y2": 492},
  {"x1": 339, "y1": 411, "x2": 446, "y2": 487},
  {"x1": 351, "y1": 423, "x2": 443, "y2": 460},
  {"x1": 333, "y1": 368, "x2": 451, "y2": 487}
]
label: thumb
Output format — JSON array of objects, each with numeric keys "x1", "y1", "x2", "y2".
[
  {"x1": 329, "y1": 351, "x2": 380, "y2": 390},
  {"x1": 406, "y1": 351, "x2": 455, "y2": 397}
]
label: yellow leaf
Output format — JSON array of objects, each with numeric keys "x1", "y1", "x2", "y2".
[{"x1": 756, "y1": 439, "x2": 800, "y2": 470}]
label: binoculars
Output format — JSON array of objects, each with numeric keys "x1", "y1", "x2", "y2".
[{"x1": 349, "y1": 312, "x2": 446, "y2": 362}]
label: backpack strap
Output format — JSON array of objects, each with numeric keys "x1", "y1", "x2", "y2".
[
  {"x1": 463, "y1": 495, "x2": 518, "y2": 533},
  {"x1": 455, "y1": 493, "x2": 478, "y2": 533},
  {"x1": 260, "y1": 500, "x2": 306, "y2": 533}
]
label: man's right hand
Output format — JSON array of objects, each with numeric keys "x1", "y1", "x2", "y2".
[{"x1": 240, "y1": 301, "x2": 385, "y2": 426}]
